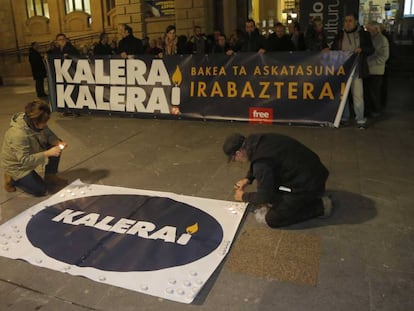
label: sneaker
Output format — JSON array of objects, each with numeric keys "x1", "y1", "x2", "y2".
[
  {"x1": 248, "y1": 203, "x2": 272, "y2": 212},
  {"x1": 4, "y1": 173, "x2": 16, "y2": 192},
  {"x1": 254, "y1": 206, "x2": 269, "y2": 224},
  {"x1": 357, "y1": 123, "x2": 367, "y2": 130},
  {"x1": 340, "y1": 120, "x2": 350, "y2": 127},
  {"x1": 319, "y1": 196, "x2": 333, "y2": 219}
]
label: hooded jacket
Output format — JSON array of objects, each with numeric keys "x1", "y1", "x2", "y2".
[
  {"x1": 1, "y1": 113, "x2": 60, "y2": 180},
  {"x1": 332, "y1": 25, "x2": 374, "y2": 78},
  {"x1": 242, "y1": 133, "x2": 329, "y2": 204}
]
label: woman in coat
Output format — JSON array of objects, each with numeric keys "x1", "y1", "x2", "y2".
[{"x1": 2, "y1": 100, "x2": 68, "y2": 196}]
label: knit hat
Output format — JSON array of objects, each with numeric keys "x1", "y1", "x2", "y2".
[{"x1": 222, "y1": 133, "x2": 245, "y2": 162}]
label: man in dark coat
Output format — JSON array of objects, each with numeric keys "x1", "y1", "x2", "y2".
[
  {"x1": 304, "y1": 17, "x2": 329, "y2": 51},
  {"x1": 52, "y1": 33, "x2": 80, "y2": 117},
  {"x1": 118, "y1": 24, "x2": 144, "y2": 58},
  {"x1": 267, "y1": 23, "x2": 295, "y2": 52},
  {"x1": 223, "y1": 133, "x2": 332, "y2": 228},
  {"x1": 53, "y1": 33, "x2": 80, "y2": 57},
  {"x1": 189, "y1": 26, "x2": 208, "y2": 55},
  {"x1": 227, "y1": 19, "x2": 266, "y2": 55},
  {"x1": 211, "y1": 34, "x2": 231, "y2": 54},
  {"x1": 28, "y1": 42, "x2": 47, "y2": 97},
  {"x1": 55, "y1": 33, "x2": 79, "y2": 56},
  {"x1": 93, "y1": 32, "x2": 113, "y2": 55}
]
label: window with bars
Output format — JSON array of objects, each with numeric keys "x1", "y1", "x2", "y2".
[
  {"x1": 107, "y1": 0, "x2": 115, "y2": 11},
  {"x1": 65, "y1": 0, "x2": 91, "y2": 14},
  {"x1": 26, "y1": 0, "x2": 50, "y2": 18},
  {"x1": 145, "y1": 0, "x2": 175, "y2": 17}
]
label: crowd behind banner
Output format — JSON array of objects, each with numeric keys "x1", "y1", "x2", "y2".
[
  {"x1": 35, "y1": 14, "x2": 392, "y2": 128},
  {"x1": 46, "y1": 51, "x2": 357, "y2": 127}
]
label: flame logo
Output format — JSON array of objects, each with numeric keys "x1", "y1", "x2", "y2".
[
  {"x1": 186, "y1": 223, "x2": 198, "y2": 234},
  {"x1": 172, "y1": 65, "x2": 182, "y2": 86}
]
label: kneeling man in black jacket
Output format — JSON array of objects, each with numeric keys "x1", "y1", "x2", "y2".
[{"x1": 223, "y1": 133, "x2": 332, "y2": 228}]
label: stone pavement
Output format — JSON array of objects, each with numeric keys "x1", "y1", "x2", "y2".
[{"x1": 0, "y1": 69, "x2": 413, "y2": 310}]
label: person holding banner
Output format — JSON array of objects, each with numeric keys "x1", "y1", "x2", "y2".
[
  {"x1": 332, "y1": 13, "x2": 374, "y2": 129},
  {"x1": 288, "y1": 22, "x2": 306, "y2": 51},
  {"x1": 1, "y1": 100, "x2": 68, "y2": 196},
  {"x1": 227, "y1": 19, "x2": 266, "y2": 55},
  {"x1": 162, "y1": 25, "x2": 178, "y2": 56},
  {"x1": 189, "y1": 26, "x2": 208, "y2": 56},
  {"x1": 223, "y1": 133, "x2": 332, "y2": 228},
  {"x1": 93, "y1": 32, "x2": 113, "y2": 55},
  {"x1": 212, "y1": 34, "x2": 231, "y2": 54},
  {"x1": 118, "y1": 24, "x2": 144, "y2": 58},
  {"x1": 304, "y1": 17, "x2": 329, "y2": 51},
  {"x1": 53, "y1": 33, "x2": 80, "y2": 57},
  {"x1": 267, "y1": 23, "x2": 295, "y2": 52}
]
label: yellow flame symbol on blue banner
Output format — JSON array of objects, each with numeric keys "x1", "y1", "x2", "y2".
[{"x1": 186, "y1": 223, "x2": 198, "y2": 234}]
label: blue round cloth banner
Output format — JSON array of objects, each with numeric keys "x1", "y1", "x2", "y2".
[{"x1": 26, "y1": 194, "x2": 224, "y2": 271}]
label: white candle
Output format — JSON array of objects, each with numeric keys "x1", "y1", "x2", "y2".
[
  {"x1": 176, "y1": 233, "x2": 192, "y2": 245},
  {"x1": 171, "y1": 85, "x2": 180, "y2": 106}
]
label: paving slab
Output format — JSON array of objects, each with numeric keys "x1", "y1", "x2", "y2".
[{"x1": 0, "y1": 70, "x2": 413, "y2": 310}]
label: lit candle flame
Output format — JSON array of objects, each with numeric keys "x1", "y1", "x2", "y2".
[
  {"x1": 172, "y1": 65, "x2": 182, "y2": 86},
  {"x1": 186, "y1": 223, "x2": 198, "y2": 234}
]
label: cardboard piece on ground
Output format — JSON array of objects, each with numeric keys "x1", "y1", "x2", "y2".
[{"x1": 226, "y1": 227, "x2": 321, "y2": 286}]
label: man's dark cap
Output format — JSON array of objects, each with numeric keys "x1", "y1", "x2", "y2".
[{"x1": 223, "y1": 133, "x2": 245, "y2": 162}]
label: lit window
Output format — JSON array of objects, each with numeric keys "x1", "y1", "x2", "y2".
[
  {"x1": 65, "y1": 0, "x2": 91, "y2": 14},
  {"x1": 26, "y1": 0, "x2": 50, "y2": 18},
  {"x1": 404, "y1": 0, "x2": 414, "y2": 17}
]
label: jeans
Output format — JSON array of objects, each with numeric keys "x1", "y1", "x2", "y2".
[
  {"x1": 342, "y1": 77, "x2": 366, "y2": 124},
  {"x1": 12, "y1": 156, "x2": 60, "y2": 196},
  {"x1": 35, "y1": 78, "x2": 46, "y2": 97},
  {"x1": 265, "y1": 191, "x2": 325, "y2": 228}
]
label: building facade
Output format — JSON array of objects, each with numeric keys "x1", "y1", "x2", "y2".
[{"x1": 0, "y1": 0, "x2": 411, "y2": 78}]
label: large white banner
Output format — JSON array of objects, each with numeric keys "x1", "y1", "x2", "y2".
[{"x1": 0, "y1": 180, "x2": 247, "y2": 304}]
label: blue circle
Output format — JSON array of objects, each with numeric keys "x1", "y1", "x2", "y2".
[{"x1": 26, "y1": 194, "x2": 224, "y2": 271}]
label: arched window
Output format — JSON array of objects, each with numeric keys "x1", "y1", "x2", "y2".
[
  {"x1": 26, "y1": 0, "x2": 50, "y2": 18},
  {"x1": 65, "y1": 0, "x2": 91, "y2": 14}
]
